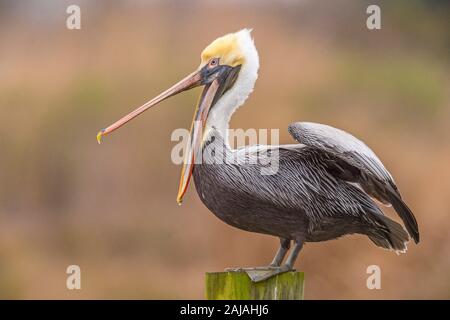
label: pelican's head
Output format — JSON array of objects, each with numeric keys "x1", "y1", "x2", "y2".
[{"x1": 97, "y1": 29, "x2": 259, "y2": 203}]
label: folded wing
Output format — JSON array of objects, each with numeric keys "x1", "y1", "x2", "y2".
[{"x1": 288, "y1": 122, "x2": 419, "y2": 243}]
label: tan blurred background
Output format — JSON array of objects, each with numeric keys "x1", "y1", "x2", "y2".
[{"x1": 0, "y1": 0, "x2": 449, "y2": 299}]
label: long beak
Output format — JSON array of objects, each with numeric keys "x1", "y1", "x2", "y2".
[
  {"x1": 97, "y1": 69, "x2": 221, "y2": 205},
  {"x1": 177, "y1": 79, "x2": 219, "y2": 204},
  {"x1": 96, "y1": 70, "x2": 202, "y2": 143}
]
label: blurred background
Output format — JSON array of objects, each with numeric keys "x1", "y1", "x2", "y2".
[{"x1": 0, "y1": 0, "x2": 449, "y2": 299}]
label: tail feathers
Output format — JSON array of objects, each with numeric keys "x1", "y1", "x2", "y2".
[
  {"x1": 387, "y1": 190, "x2": 420, "y2": 244},
  {"x1": 369, "y1": 235, "x2": 393, "y2": 251},
  {"x1": 369, "y1": 214, "x2": 410, "y2": 253}
]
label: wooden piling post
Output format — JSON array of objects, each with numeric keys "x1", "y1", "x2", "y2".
[{"x1": 205, "y1": 271, "x2": 305, "y2": 300}]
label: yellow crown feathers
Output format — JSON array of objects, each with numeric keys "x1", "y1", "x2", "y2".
[{"x1": 201, "y1": 32, "x2": 245, "y2": 67}]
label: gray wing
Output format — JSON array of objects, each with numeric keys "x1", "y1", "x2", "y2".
[{"x1": 288, "y1": 122, "x2": 419, "y2": 243}]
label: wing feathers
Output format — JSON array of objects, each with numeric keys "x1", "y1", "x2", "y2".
[
  {"x1": 288, "y1": 121, "x2": 419, "y2": 243},
  {"x1": 384, "y1": 184, "x2": 420, "y2": 243}
]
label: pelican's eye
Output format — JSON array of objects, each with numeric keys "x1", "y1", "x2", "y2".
[{"x1": 208, "y1": 58, "x2": 219, "y2": 68}]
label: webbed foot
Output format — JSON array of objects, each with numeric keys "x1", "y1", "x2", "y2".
[
  {"x1": 245, "y1": 264, "x2": 295, "y2": 282},
  {"x1": 224, "y1": 265, "x2": 280, "y2": 272},
  {"x1": 224, "y1": 265, "x2": 295, "y2": 282}
]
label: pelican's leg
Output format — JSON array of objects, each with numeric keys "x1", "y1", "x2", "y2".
[
  {"x1": 225, "y1": 238, "x2": 290, "y2": 272},
  {"x1": 246, "y1": 240, "x2": 303, "y2": 282},
  {"x1": 269, "y1": 238, "x2": 291, "y2": 267},
  {"x1": 282, "y1": 240, "x2": 303, "y2": 270}
]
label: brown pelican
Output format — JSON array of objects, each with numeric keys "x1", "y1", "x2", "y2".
[{"x1": 97, "y1": 29, "x2": 419, "y2": 282}]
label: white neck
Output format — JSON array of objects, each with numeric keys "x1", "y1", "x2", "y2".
[{"x1": 205, "y1": 30, "x2": 259, "y2": 146}]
